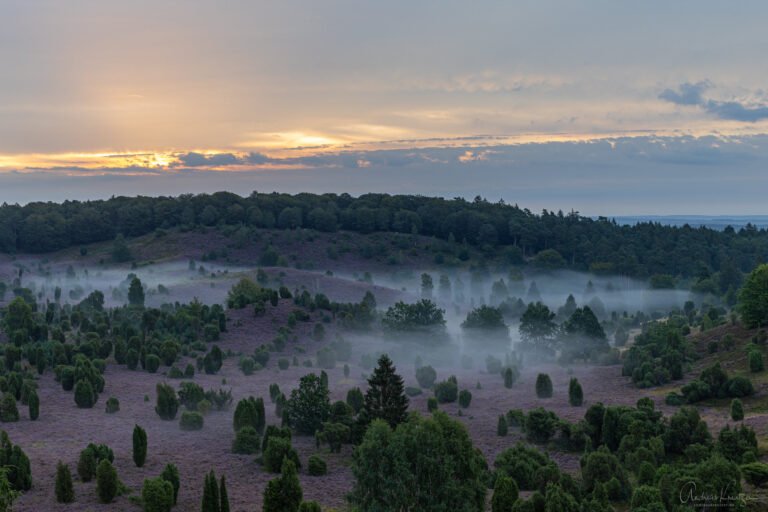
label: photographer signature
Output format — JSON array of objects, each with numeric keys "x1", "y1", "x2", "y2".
[{"x1": 680, "y1": 481, "x2": 758, "y2": 506}]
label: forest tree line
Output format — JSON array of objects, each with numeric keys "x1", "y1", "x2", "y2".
[{"x1": 0, "y1": 191, "x2": 766, "y2": 280}]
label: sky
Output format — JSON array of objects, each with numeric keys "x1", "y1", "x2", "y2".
[{"x1": 2, "y1": 1, "x2": 768, "y2": 214}]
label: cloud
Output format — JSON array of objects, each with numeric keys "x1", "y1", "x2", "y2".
[
  {"x1": 176, "y1": 152, "x2": 241, "y2": 167},
  {"x1": 659, "y1": 81, "x2": 768, "y2": 122},
  {"x1": 658, "y1": 81, "x2": 710, "y2": 106},
  {"x1": 703, "y1": 100, "x2": 768, "y2": 122}
]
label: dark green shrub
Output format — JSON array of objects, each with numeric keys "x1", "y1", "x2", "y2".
[
  {"x1": 427, "y1": 397, "x2": 438, "y2": 412},
  {"x1": 77, "y1": 443, "x2": 114, "y2": 482},
  {"x1": 434, "y1": 379, "x2": 458, "y2": 403},
  {"x1": 346, "y1": 387, "x2": 364, "y2": 413},
  {"x1": 0, "y1": 393, "x2": 17, "y2": 423},
  {"x1": 503, "y1": 367, "x2": 518, "y2": 389},
  {"x1": 157, "y1": 463, "x2": 179, "y2": 506},
  {"x1": 201, "y1": 470, "x2": 219, "y2": 512},
  {"x1": 499, "y1": 411, "x2": 521, "y2": 430},
  {"x1": 74, "y1": 380, "x2": 96, "y2": 408},
  {"x1": 458, "y1": 389, "x2": 472, "y2": 408},
  {"x1": 665, "y1": 392, "x2": 684, "y2": 406},
  {"x1": 178, "y1": 381, "x2": 206, "y2": 411},
  {"x1": 270, "y1": 383, "x2": 281, "y2": 402},
  {"x1": 568, "y1": 378, "x2": 583, "y2": 406},
  {"x1": 105, "y1": 397, "x2": 119, "y2": 414},
  {"x1": 497, "y1": 415, "x2": 508, "y2": 436},
  {"x1": 299, "y1": 502, "x2": 321, "y2": 512},
  {"x1": 525, "y1": 408, "x2": 558, "y2": 443},
  {"x1": 27, "y1": 389, "x2": 39, "y2": 420},
  {"x1": 494, "y1": 442, "x2": 557, "y2": 491},
  {"x1": 203, "y1": 345, "x2": 223, "y2": 374},
  {"x1": 264, "y1": 436, "x2": 300, "y2": 473},
  {"x1": 415, "y1": 366, "x2": 437, "y2": 388},
  {"x1": 741, "y1": 462, "x2": 768, "y2": 487},
  {"x1": 492, "y1": 475, "x2": 519, "y2": 512},
  {"x1": 142, "y1": 477, "x2": 174, "y2": 512},
  {"x1": 278, "y1": 358, "x2": 290, "y2": 370},
  {"x1": 630, "y1": 485, "x2": 663, "y2": 510},
  {"x1": 232, "y1": 426, "x2": 261, "y2": 454},
  {"x1": 133, "y1": 424, "x2": 147, "y2": 467},
  {"x1": 126, "y1": 349, "x2": 139, "y2": 370},
  {"x1": 155, "y1": 383, "x2": 179, "y2": 420},
  {"x1": 307, "y1": 455, "x2": 327, "y2": 476},
  {"x1": 240, "y1": 357, "x2": 256, "y2": 375},
  {"x1": 55, "y1": 461, "x2": 75, "y2": 503},
  {"x1": 233, "y1": 396, "x2": 265, "y2": 433},
  {"x1": 145, "y1": 354, "x2": 161, "y2": 373},
  {"x1": 263, "y1": 459, "x2": 303, "y2": 512},
  {"x1": 405, "y1": 386, "x2": 422, "y2": 397},
  {"x1": 262, "y1": 425, "x2": 292, "y2": 452},
  {"x1": 95, "y1": 459, "x2": 118, "y2": 503},
  {"x1": 180, "y1": 411, "x2": 204, "y2": 430},
  {"x1": 749, "y1": 350, "x2": 764, "y2": 373},
  {"x1": 535, "y1": 373, "x2": 553, "y2": 398},
  {"x1": 731, "y1": 399, "x2": 745, "y2": 421}
]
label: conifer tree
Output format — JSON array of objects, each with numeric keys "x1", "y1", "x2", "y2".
[
  {"x1": 55, "y1": 461, "x2": 75, "y2": 503},
  {"x1": 263, "y1": 459, "x2": 303, "y2": 512},
  {"x1": 568, "y1": 378, "x2": 584, "y2": 406},
  {"x1": 133, "y1": 424, "x2": 147, "y2": 467},
  {"x1": 201, "y1": 470, "x2": 220, "y2": 512},
  {"x1": 362, "y1": 354, "x2": 409, "y2": 429},
  {"x1": 219, "y1": 475, "x2": 230, "y2": 512}
]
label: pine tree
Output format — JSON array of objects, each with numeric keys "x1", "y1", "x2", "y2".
[
  {"x1": 201, "y1": 470, "x2": 220, "y2": 512},
  {"x1": 55, "y1": 461, "x2": 75, "y2": 503},
  {"x1": 219, "y1": 475, "x2": 230, "y2": 512},
  {"x1": 362, "y1": 354, "x2": 409, "y2": 429},
  {"x1": 133, "y1": 424, "x2": 147, "y2": 467},
  {"x1": 263, "y1": 459, "x2": 303, "y2": 512}
]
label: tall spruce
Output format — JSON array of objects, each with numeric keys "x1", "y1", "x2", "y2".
[{"x1": 362, "y1": 354, "x2": 409, "y2": 429}]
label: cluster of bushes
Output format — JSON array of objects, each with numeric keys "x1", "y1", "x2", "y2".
[
  {"x1": 679, "y1": 363, "x2": 754, "y2": 404},
  {"x1": 622, "y1": 320, "x2": 691, "y2": 388}
]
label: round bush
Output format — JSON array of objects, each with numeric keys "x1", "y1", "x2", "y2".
[
  {"x1": 308, "y1": 454, "x2": 327, "y2": 476},
  {"x1": 105, "y1": 397, "x2": 120, "y2": 414},
  {"x1": 232, "y1": 426, "x2": 261, "y2": 454},
  {"x1": 427, "y1": 397, "x2": 438, "y2": 412},
  {"x1": 278, "y1": 358, "x2": 290, "y2": 370},
  {"x1": 145, "y1": 354, "x2": 161, "y2": 374},
  {"x1": 415, "y1": 366, "x2": 437, "y2": 388},
  {"x1": 0, "y1": 392, "x2": 18, "y2": 422},
  {"x1": 142, "y1": 476, "x2": 174, "y2": 512},
  {"x1": 458, "y1": 389, "x2": 472, "y2": 408},
  {"x1": 179, "y1": 411, "x2": 204, "y2": 431},
  {"x1": 434, "y1": 380, "x2": 458, "y2": 403},
  {"x1": 74, "y1": 379, "x2": 97, "y2": 408}
]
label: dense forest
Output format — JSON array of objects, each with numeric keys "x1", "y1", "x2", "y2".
[{"x1": 1, "y1": 192, "x2": 766, "y2": 280}]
